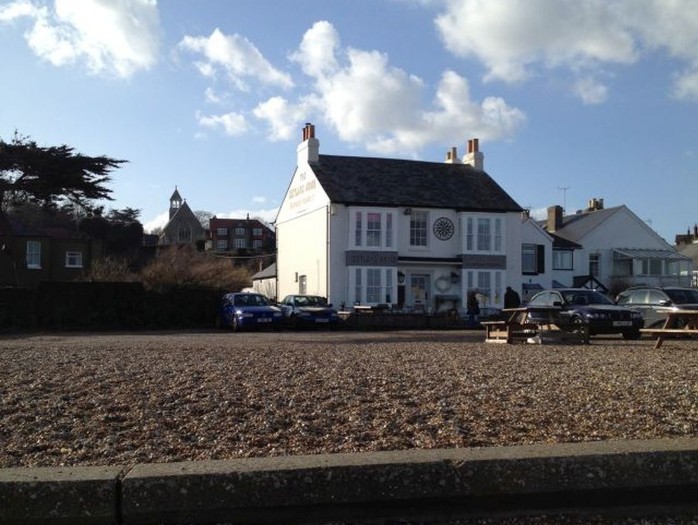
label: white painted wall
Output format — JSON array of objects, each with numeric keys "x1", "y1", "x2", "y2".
[
  {"x1": 275, "y1": 159, "x2": 331, "y2": 301},
  {"x1": 572, "y1": 207, "x2": 675, "y2": 287}
]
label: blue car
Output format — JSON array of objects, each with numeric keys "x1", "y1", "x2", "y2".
[
  {"x1": 278, "y1": 294, "x2": 340, "y2": 329},
  {"x1": 218, "y1": 292, "x2": 283, "y2": 332}
]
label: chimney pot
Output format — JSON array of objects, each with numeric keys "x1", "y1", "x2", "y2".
[{"x1": 464, "y1": 138, "x2": 484, "y2": 170}]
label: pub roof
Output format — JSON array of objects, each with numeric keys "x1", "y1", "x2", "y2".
[{"x1": 309, "y1": 154, "x2": 523, "y2": 213}]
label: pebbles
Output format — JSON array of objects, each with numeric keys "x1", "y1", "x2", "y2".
[{"x1": 0, "y1": 331, "x2": 696, "y2": 468}]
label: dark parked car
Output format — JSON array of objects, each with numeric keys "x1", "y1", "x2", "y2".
[
  {"x1": 218, "y1": 292, "x2": 283, "y2": 331},
  {"x1": 278, "y1": 294, "x2": 340, "y2": 329},
  {"x1": 527, "y1": 288, "x2": 643, "y2": 339},
  {"x1": 616, "y1": 286, "x2": 698, "y2": 328}
]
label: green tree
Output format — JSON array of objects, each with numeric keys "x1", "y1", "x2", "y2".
[{"x1": 0, "y1": 132, "x2": 126, "y2": 285}]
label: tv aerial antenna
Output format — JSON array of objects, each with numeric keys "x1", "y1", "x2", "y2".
[{"x1": 557, "y1": 186, "x2": 570, "y2": 213}]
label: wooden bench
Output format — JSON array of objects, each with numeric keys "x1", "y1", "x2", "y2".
[
  {"x1": 482, "y1": 320, "x2": 538, "y2": 343},
  {"x1": 639, "y1": 310, "x2": 698, "y2": 349},
  {"x1": 482, "y1": 320, "x2": 588, "y2": 344},
  {"x1": 640, "y1": 328, "x2": 698, "y2": 349}
]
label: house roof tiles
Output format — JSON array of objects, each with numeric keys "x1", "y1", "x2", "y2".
[{"x1": 310, "y1": 155, "x2": 522, "y2": 212}]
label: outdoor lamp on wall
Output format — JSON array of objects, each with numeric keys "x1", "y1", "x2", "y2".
[
  {"x1": 450, "y1": 272, "x2": 460, "y2": 284},
  {"x1": 398, "y1": 271, "x2": 405, "y2": 284}
]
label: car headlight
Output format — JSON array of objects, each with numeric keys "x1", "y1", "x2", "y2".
[{"x1": 235, "y1": 310, "x2": 254, "y2": 318}]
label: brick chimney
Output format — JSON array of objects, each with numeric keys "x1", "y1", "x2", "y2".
[
  {"x1": 297, "y1": 122, "x2": 319, "y2": 164},
  {"x1": 463, "y1": 138, "x2": 484, "y2": 170},
  {"x1": 547, "y1": 205, "x2": 564, "y2": 232}
]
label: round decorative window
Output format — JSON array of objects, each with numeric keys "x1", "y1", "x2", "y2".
[{"x1": 433, "y1": 217, "x2": 454, "y2": 240}]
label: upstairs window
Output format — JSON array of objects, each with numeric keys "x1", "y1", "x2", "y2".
[
  {"x1": 366, "y1": 212, "x2": 381, "y2": 247},
  {"x1": 235, "y1": 227, "x2": 246, "y2": 235},
  {"x1": 477, "y1": 219, "x2": 491, "y2": 251},
  {"x1": 252, "y1": 228, "x2": 262, "y2": 236},
  {"x1": 353, "y1": 210, "x2": 394, "y2": 249},
  {"x1": 464, "y1": 215, "x2": 504, "y2": 254},
  {"x1": 216, "y1": 228, "x2": 228, "y2": 236},
  {"x1": 410, "y1": 211, "x2": 428, "y2": 247},
  {"x1": 523, "y1": 244, "x2": 545, "y2": 275}
]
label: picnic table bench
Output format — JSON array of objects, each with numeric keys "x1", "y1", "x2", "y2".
[
  {"x1": 640, "y1": 309, "x2": 698, "y2": 349},
  {"x1": 482, "y1": 306, "x2": 589, "y2": 344}
]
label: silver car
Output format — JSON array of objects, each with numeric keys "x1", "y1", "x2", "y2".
[{"x1": 616, "y1": 286, "x2": 698, "y2": 328}]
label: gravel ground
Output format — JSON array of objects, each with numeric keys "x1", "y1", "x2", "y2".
[
  {"x1": 1, "y1": 329, "x2": 696, "y2": 470},
  {"x1": 2, "y1": 330, "x2": 698, "y2": 524}
]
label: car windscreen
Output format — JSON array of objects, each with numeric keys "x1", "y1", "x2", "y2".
[
  {"x1": 665, "y1": 289, "x2": 698, "y2": 304},
  {"x1": 562, "y1": 290, "x2": 613, "y2": 305},
  {"x1": 235, "y1": 294, "x2": 270, "y2": 306},
  {"x1": 305, "y1": 296, "x2": 327, "y2": 306}
]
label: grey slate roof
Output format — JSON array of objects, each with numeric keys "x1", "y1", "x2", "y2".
[
  {"x1": 310, "y1": 155, "x2": 522, "y2": 212},
  {"x1": 252, "y1": 262, "x2": 276, "y2": 280},
  {"x1": 540, "y1": 206, "x2": 623, "y2": 243}
]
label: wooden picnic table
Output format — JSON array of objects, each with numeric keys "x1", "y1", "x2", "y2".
[
  {"x1": 482, "y1": 306, "x2": 589, "y2": 344},
  {"x1": 639, "y1": 309, "x2": 698, "y2": 349}
]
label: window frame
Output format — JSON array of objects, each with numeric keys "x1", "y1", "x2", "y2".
[
  {"x1": 553, "y1": 249, "x2": 573, "y2": 270},
  {"x1": 410, "y1": 210, "x2": 428, "y2": 248},
  {"x1": 65, "y1": 250, "x2": 83, "y2": 268},
  {"x1": 26, "y1": 240, "x2": 41, "y2": 269},
  {"x1": 352, "y1": 209, "x2": 394, "y2": 250}
]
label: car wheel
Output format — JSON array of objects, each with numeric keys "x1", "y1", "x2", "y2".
[
  {"x1": 561, "y1": 315, "x2": 584, "y2": 333},
  {"x1": 622, "y1": 329, "x2": 641, "y2": 340}
]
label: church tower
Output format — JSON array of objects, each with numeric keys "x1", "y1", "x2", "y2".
[{"x1": 169, "y1": 186, "x2": 183, "y2": 220}]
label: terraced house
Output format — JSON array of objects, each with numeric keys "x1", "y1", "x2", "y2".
[{"x1": 275, "y1": 124, "x2": 526, "y2": 314}]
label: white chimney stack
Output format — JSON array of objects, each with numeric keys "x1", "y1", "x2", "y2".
[
  {"x1": 464, "y1": 138, "x2": 484, "y2": 170},
  {"x1": 297, "y1": 122, "x2": 319, "y2": 164},
  {"x1": 444, "y1": 146, "x2": 461, "y2": 164}
]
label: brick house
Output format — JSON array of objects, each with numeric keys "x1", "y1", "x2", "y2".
[
  {"x1": 0, "y1": 216, "x2": 103, "y2": 288},
  {"x1": 208, "y1": 216, "x2": 275, "y2": 254}
]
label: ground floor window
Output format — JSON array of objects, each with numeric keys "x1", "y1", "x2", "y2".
[
  {"x1": 553, "y1": 249, "x2": 573, "y2": 270},
  {"x1": 65, "y1": 251, "x2": 83, "y2": 268},
  {"x1": 351, "y1": 267, "x2": 395, "y2": 306},
  {"x1": 465, "y1": 270, "x2": 503, "y2": 308},
  {"x1": 26, "y1": 240, "x2": 41, "y2": 269}
]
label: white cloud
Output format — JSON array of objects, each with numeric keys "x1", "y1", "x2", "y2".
[
  {"x1": 252, "y1": 196, "x2": 267, "y2": 204},
  {"x1": 253, "y1": 96, "x2": 313, "y2": 141},
  {"x1": 0, "y1": 0, "x2": 160, "y2": 78},
  {"x1": 673, "y1": 68, "x2": 698, "y2": 101},
  {"x1": 262, "y1": 22, "x2": 524, "y2": 154},
  {"x1": 179, "y1": 28, "x2": 294, "y2": 91},
  {"x1": 572, "y1": 76, "x2": 608, "y2": 105},
  {"x1": 434, "y1": 0, "x2": 698, "y2": 101},
  {"x1": 289, "y1": 20, "x2": 340, "y2": 79},
  {"x1": 143, "y1": 211, "x2": 169, "y2": 233},
  {"x1": 196, "y1": 111, "x2": 248, "y2": 136}
]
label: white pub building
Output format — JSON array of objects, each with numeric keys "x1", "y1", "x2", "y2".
[{"x1": 275, "y1": 124, "x2": 527, "y2": 314}]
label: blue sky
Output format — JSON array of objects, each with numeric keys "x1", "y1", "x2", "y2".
[{"x1": 1, "y1": 0, "x2": 697, "y2": 243}]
